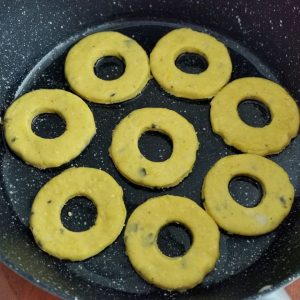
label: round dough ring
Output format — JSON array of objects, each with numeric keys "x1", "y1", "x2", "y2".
[
  {"x1": 150, "y1": 28, "x2": 232, "y2": 100},
  {"x1": 202, "y1": 154, "x2": 294, "y2": 236},
  {"x1": 210, "y1": 77, "x2": 300, "y2": 156},
  {"x1": 4, "y1": 89, "x2": 96, "y2": 169},
  {"x1": 65, "y1": 31, "x2": 150, "y2": 104},
  {"x1": 109, "y1": 108, "x2": 199, "y2": 188},
  {"x1": 30, "y1": 167, "x2": 126, "y2": 261},
  {"x1": 124, "y1": 195, "x2": 220, "y2": 291}
]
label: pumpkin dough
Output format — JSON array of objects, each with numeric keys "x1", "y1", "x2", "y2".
[
  {"x1": 124, "y1": 195, "x2": 220, "y2": 291},
  {"x1": 210, "y1": 77, "x2": 300, "y2": 156},
  {"x1": 65, "y1": 31, "x2": 150, "y2": 104},
  {"x1": 202, "y1": 154, "x2": 294, "y2": 236},
  {"x1": 30, "y1": 167, "x2": 126, "y2": 261},
  {"x1": 109, "y1": 108, "x2": 199, "y2": 188},
  {"x1": 4, "y1": 89, "x2": 96, "y2": 169},
  {"x1": 150, "y1": 27, "x2": 232, "y2": 100}
]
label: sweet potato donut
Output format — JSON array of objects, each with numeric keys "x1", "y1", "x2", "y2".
[
  {"x1": 109, "y1": 108, "x2": 199, "y2": 188},
  {"x1": 124, "y1": 195, "x2": 220, "y2": 291},
  {"x1": 202, "y1": 154, "x2": 294, "y2": 236},
  {"x1": 30, "y1": 167, "x2": 126, "y2": 261},
  {"x1": 65, "y1": 31, "x2": 150, "y2": 104},
  {"x1": 210, "y1": 77, "x2": 300, "y2": 156},
  {"x1": 150, "y1": 28, "x2": 232, "y2": 100},
  {"x1": 4, "y1": 89, "x2": 96, "y2": 169}
]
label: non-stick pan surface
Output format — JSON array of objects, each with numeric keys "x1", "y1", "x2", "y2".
[{"x1": 0, "y1": 1, "x2": 300, "y2": 299}]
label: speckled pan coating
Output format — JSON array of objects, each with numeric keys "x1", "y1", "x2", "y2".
[{"x1": 0, "y1": 1, "x2": 300, "y2": 299}]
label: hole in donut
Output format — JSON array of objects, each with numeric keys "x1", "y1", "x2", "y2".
[
  {"x1": 238, "y1": 99, "x2": 271, "y2": 128},
  {"x1": 32, "y1": 113, "x2": 66, "y2": 139},
  {"x1": 157, "y1": 222, "x2": 192, "y2": 257},
  {"x1": 229, "y1": 176, "x2": 263, "y2": 208},
  {"x1": 138, "y1": 130, "x2": 173, "y2": 162},
  {"x1": 94, "y1": 56, "x2": 125, "y2": 80},
  {"x1": 61, "y1": 196, "x2": 97, "y2": 232},
  {"x1": 175, "y1": 52, "x2": 208, "y2": 74}
]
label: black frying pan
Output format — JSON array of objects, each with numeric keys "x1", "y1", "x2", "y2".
[{"x1": 1, "y1": 0, "x2": 300, "y2": 299}]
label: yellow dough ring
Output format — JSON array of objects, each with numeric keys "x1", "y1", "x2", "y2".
[
  {"x1": 202, "y1": 154, "x2": 294, "y2": 236},
  {"x1": 124, "y1": 195, "x2": 220, "y2": 291},
  {"x1": 4, "y1": 89, "x2": 96, "y2": 169},
  {"x1": 109, "y1": 107, "x2": 199, "y2": 188},
  {"x1": 150, "y1": 27, "x2": 232, "y2": 100},
  {"x1": 210, "y1": 77, "x2": 300, "y2": 156},
  {"x1": 65, "y1": 31, "x2": 150, "y2": 104},
  {"x1": 30, "y1": 167, "x2": 126, "y2": 261}
]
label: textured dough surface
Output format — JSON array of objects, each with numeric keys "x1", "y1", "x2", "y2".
[
  {"x1": 202, "y1": 154, "x2": 294, "y2": 236},
  {"x1": 124, "y1": 195, "x2": 220, "y2": 291},
  {"x1": 110, "y1": 108, "x2": 199, "y2": 188},
  {"x1": 150, "y1": 28, "x2": 232, "y2": 100},
  {"x1": 4, "y1": 89, "x2": 96, "y2": 169},
  {"x1": 30, "y1": 167, "x2": 126, "y2": 261},
  {"x1": 210, "y1": 77, "x2": 300, "y2": 156},
  {"x1": 65, "y1": 31, "x2": 150, "y2": 104}
]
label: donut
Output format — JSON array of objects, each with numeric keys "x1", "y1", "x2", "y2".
[
  {"x1": 109, "y1": 107, "x2": 199, "y2": 188},
  {"x1": 202, "y1": 154, "x2": 294, "y2": 236},
  {"x1": 4, "y1": 89, "x2": 96, "y2": 169},
  {"x1": 210, "y1": 77, "x2": 300, "y2": 155},
  {"x1": 30, "y1": 167, "x2": 126, "y2": 261},
  {"x1": 124, "y1": 195, "x2": 220, "y2": 291},
  {"x1": 150, "y1": 28, "x2": 232, "y2": 100},
  {"x1": 65, "y1": 31, "x2": 150, "y2": 104}
]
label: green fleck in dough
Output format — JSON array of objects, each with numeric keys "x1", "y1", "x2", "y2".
[
  {"x1": 279, "y1": 196, "x2": 287, "y2": 208},
  {"x1": 142, "y1": 233, "x2": 155, "y2": 246},
  {"x1": 139, "y1": 168, "x2": 147, "y2": 177}
]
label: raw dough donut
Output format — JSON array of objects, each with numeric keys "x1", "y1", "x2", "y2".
[
  {"x1": 30, "y1": 167, "x2": 126, "y2": 261},
  {"x1": 4, "y1": 89, "x2": 96, "y2": 169},
  {"x1": 124, "y1": 195, "x2": 220, "y2": 291},
  {"x1": 150, "y1": 28, "x2": 232, "y2": 100},
  {"x1": 65, "y1": 31, "x2": 150, "y2": 104},
  {"x1": 210, "y1": 77, "x2": 300, "y2": 156},
  {"x1": 109, "y1": 108, "x2": 199, "y2": 188},
  {"x1": 202, "y1": 154, "x2": 294, "y2": 236}
]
